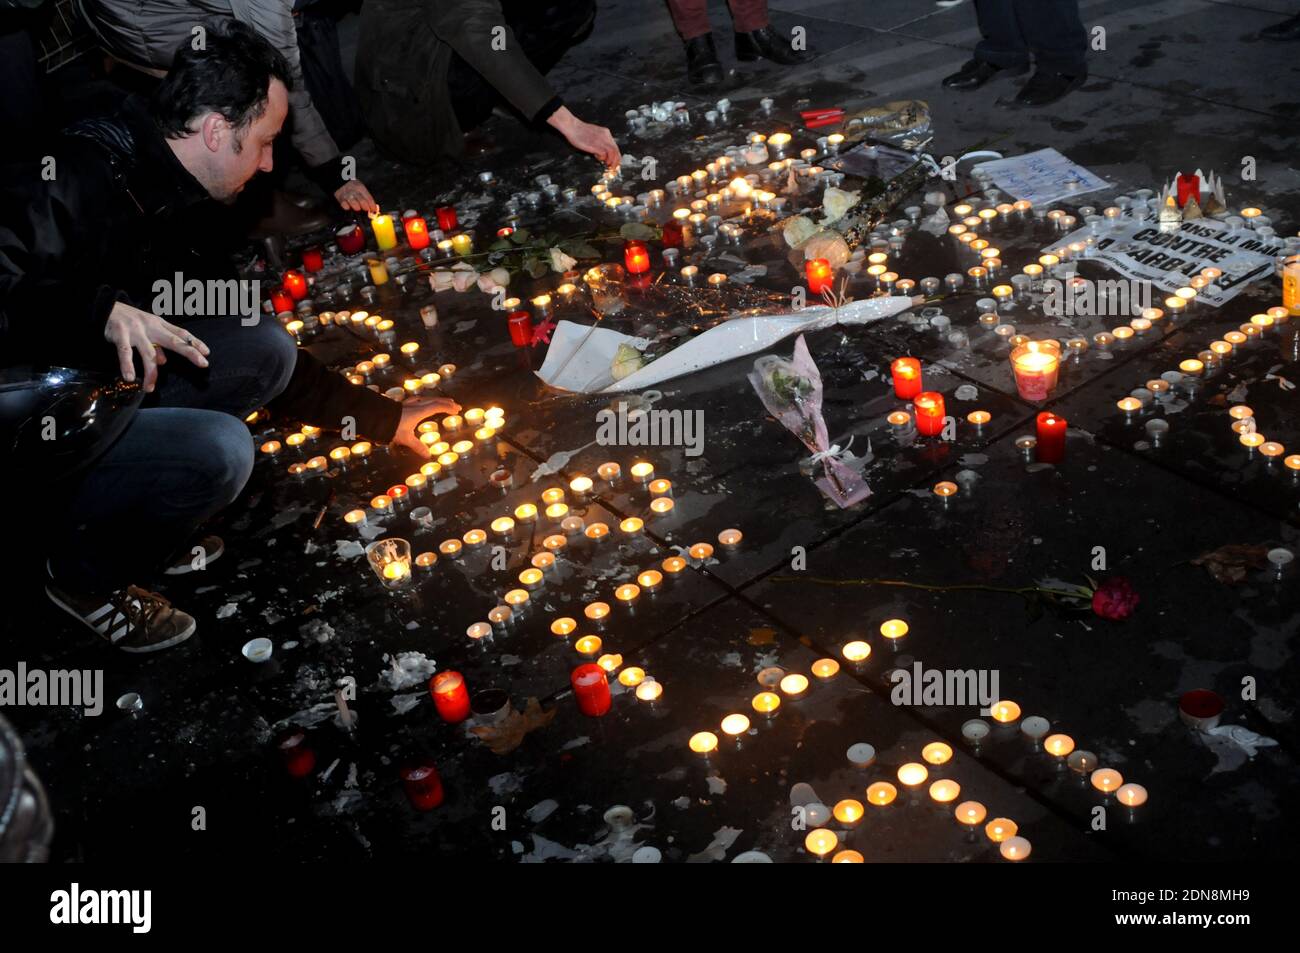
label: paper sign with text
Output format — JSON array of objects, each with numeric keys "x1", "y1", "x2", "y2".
[
  {"x1": 1052, "y1": 217, "x2": 1281, "y2": 307},
  {"x1": 972, "y1": 148, "x2": 1111, "y2": 206}
]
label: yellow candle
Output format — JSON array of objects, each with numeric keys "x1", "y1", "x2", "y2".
[
  {"x1": 721, "y1": 713, "x2": 750, "y2": 737},
  {"x1": 1091, "y1": 768, "x2": 1124, "y2": 794},
  {"x1": 1000, "y1": 837, "x2": 1032, "y2": 861},
  {"x1": 990, "y1": 700, "x2": 1021, "y2": 723},
  {"x1": 955, "y1": 801, "x2": 987, "y2": 827},
  {"x1": 450, "y1": 233, "x2": 473, "y2": 255},
  {"x1": 574, "y1": 635, "x2": 602, "y2": 656},
  {"x1": 370, "y1": 213, "x2": 397, "y2": 250},
  {"x1": 779, "y1": 673, "x2": 809, "y2": 697},
  {"x1": 811, "y1": 658, "x2": 840, "y2": 680},
  {"x1": 689, "y1": 732, "x2": 718, "y2": 755},
  {"x1": 842, "y1": 640, "x2": 871, "y2": 662},
  {"x1": 636, "y1": 680, "x2": 663, "y2": 702},
  {"x1": 922, "y1": 742, "x2": 953, "y2": 765},
  {"x1": 618, "y1": 667, "x2": 645, "y2": 687},
  {"x1": 880, "y1": 619, "x2": 909, "y2": 640},
  {"x1": 832, "y1": 799, "x2": 864, "y2": 825},
  {"x1": 804, "y1": 829, "x2": 838, "y2": 859},
  {"x1": 1045, "y1": 734, "x2": 1075, "y2": 757},
  {"x1": 985, "y1": 818, "x2": 1017, "y2": 842},
  {"x1": 751, "y1": 691, "x2": 781, "y2": 715},
  {"x1": 897, "y1": 763, "x2": 928, "y2": 787},
  {"x1": 866, "y1": 782, "x2": 897, "y2": 806},
  {"x1": 929, "y1": 780, "x2": 961, "y2": 803}
]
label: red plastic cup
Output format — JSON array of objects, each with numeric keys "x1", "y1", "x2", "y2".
[
  {"x1": 400, "y1": 763, "x2": 444, "y2": 811},
  {"x1": 404, "y1": 216, "x2": 430, "y2": 250},
  {"x1": 507, "y1": 310, "x2": 533, "y2": 347},
  {"x1": 805, "y1": 258, "x2": 833, "y2": 294},
  {"x1": 436, "y1": 206, "x2": 459, "y2": 232},
  {"x1": 661, "y1": 220, "x2": 684, "y2": 248},
  {"x1": 302, "y1": 247, "x2": 324, "y2": 273},
  {"x1": 572, "y1": 664, "x2": 611, "y2": 717},
  {"x1": 624, "y1": 240, "x2": 651, "y2": 275},
  {"x1": 283, "y1": 269, "x2": 309, "y2": 301}
]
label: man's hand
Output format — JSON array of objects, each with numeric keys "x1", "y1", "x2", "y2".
[
  {"x1": 389, "y1": 396, "x2": 462, "y2": 458},
  {"x1": 104, "y1": 301, "x2": 210, "y2": 393},
  {"x1": 334, "y1": 179, "x2": 378, "y2": 215},
  {"x1": 547, "y1": 106, "x2": 621, "y2": 170}
]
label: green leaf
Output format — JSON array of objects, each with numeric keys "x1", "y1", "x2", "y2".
[
  {"x1": 619, "y1": 222, "x2": 657, "y2": 241},
  {"x1": 560, "y1": 239, "x2": 601, "y2": 260},
  {"x1": 489, "y1": 239, "x2": 513, "y2": 253},
  {"x1": 509, "y1": 228, "x2": 531, "y2": 245},
  {"x1": 523, "y1": 256, "x2": 548, "y2": 279}
]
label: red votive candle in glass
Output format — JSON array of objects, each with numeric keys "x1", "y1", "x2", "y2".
[
  {"x1": 891, "y1": 357, "x2": 922, "y2": 400},
  {"x1": 430, "y1": 671, "x2": 471, "y2": 723},
  {"x1": 404, "y1": 216, "x2": 430, "y2": 250},
  {"x1": 1035, "y1": 412, "x2": 1067, "y2": 464},
  {"x1": 661, "y1": 219, "x2": 683, "y2": 248},
  {"x1": 270, "y1": 287, "x2": 294, "y2": 314},
  {"x1": 399, "y1": 763, "x2": 444, "y2": 811},
  {"x1": 624, "y1": 240, "x2": 651, "y2": 274},
  {"x1": 277, "y1": 729, "x2": 316, "y2": 778},
  {"x1": 302, "y1": 246, "x2": 324, "y2": 273},
  {"x1": 805, "y1": 257, "x2": 833, "y2": 294},
  {"x1": 572, "y1": 663, "x2": 611, "y2": 717},
  {"x1": 1176, "y1": 173, "x2": 1200, "y2": 208},
  {"x1": 336, "y1": 223, "x2": 365, "y2": 255},
  {"x1": 283, "y1": 269, "x2": 309, "y2": 301},
  {"x1": 436, "y1": 206, "x2": 459, "y2": 232},
  {"x1": 913, "y1": 392, "x2": 945, "y2": 437},
  {"x1": 507, "y1": 310, "x2": 533, "y2": 347}
]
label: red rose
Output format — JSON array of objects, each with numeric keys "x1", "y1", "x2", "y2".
[{"x1": 1092, "y1": 577, "x2": 1140, "y2": 621}]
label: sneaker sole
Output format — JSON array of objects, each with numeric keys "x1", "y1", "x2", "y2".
[
  {"x1": 45, "y1": 585, "x2": 196, "y2": 654},
  {"x1": 164, "y1": 538, "x2": 226, "y2": 576}
]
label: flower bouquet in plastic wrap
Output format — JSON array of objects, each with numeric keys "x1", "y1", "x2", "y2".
[{"x1": 748, "y1": 334, "x2": 871, "y2": 508}]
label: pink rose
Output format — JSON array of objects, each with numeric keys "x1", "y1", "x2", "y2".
[{"x1": 1092, "y1": 577, "x2": 1140, "y2": 621}]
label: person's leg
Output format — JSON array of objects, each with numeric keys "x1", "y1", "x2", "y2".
[
  {"x1": 942, "y1": 0, "x2": 1029, "y2": 90},
  {"x1": 449, "y1": 0, "x2": 598, "y2": 131},
  {"x1": 150, "y1": 315, "x2": 297, "y2": 419},
  {"x1": 726, "y1": 0, "x2": 770, "y2": 34},
  {"x1": 667, "y1": 0, "x2": 714, "y2": 40},
  {"x1": 971, "y1": 0, "x2": 1030, "y2": 69},
  {"x1": 49, "y1": 408, "x2": 255, "y2": 594},
  {"x1": 1016, "y1": 0, "x2": 1087, "y2": 76}
]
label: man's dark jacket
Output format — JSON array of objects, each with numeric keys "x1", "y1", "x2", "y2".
[{"x1": 0, "y1": 96, "x2": 401, "y2": 442}]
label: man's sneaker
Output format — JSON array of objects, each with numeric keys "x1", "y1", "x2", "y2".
[
  {"x1": 164, "y1": 535, "x2": 225, "y2": 575},
  {"x1": 46, "y1": 583, "x2": 196, "y2": 654}
]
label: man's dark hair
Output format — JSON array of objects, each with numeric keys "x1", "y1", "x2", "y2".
[{"x1": 151, "y1": 19, "x2": 292, "y2": 144}]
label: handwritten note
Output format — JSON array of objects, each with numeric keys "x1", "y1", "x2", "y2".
[{"x1": 972, "y1": 148, "x2": 1111, "y2": 206}]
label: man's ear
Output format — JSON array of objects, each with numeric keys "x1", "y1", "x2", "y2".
[{"x1": 198, "y1": 112, "x2": 227, "y2": 153}]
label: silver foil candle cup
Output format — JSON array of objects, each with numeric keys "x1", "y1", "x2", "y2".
[{"x1": 1144, "y1": 418, "x2": 1169, "y2": 446}]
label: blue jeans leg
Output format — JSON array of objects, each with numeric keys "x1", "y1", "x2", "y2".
[
  {"x1": 49, "y1": 407, "x2": 254, "y2": 593},
  {"x1": 150, "y1": 315, "x2": 297, "y2": 418}
]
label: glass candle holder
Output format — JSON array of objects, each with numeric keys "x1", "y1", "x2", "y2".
[
  {"x1": 1010, "y1": 342, "x2": 1061, "y2": 401},
  {"x1": 365, "y1": 537, "x2": 413, "y2": 590},
  {"x1": 585, "y1": 263, "x2": 626, "y2": 314}
]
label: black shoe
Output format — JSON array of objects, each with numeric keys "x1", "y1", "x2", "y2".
[
  {"x1": 685, "y1": 34, "x2": 724, "y2": 86},
  {"x1": 1003, "y1": 69, "x2": 1086, "y2": 108},
  {"x1": 941, "y1": 58, "x2": 1027, "y2": 90},
  {"x1": 734, "y1": 25, "x2": 813, "y2": 66},
  {"x1": 1261, "y1": 13, "x2": 1300, "y2": 40}
]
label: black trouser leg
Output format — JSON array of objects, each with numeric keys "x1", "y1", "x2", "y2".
[
  {"x1": 1015, "y1": 0, "x2": 1087, "y2": 75},
  {"x1": 972, "y1": 0, "x2": 1031, "y2": 69},
  {"x1": 448, "y1": 0, "x2": 598, "y2": 131}
]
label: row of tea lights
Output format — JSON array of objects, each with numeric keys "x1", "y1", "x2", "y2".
[
  {"x1": 1225, "y1": 403, "x2": 1299, "y2": 470},
  {"x1": 470, "y1": 526, "x2": 745, "y2": 637}
]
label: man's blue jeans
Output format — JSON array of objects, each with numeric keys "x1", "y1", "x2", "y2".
[{"x1": 49, "y1": 317, "x2": 297, "y2": 593}]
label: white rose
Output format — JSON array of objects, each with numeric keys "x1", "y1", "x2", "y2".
[
  {"x1": 549, "y1": 247, "x2": 577, "y2": 273},
  {"x1": 802, "y1": 230, "x2": 851, "y2": 269},
  {"x1": 429, "y1": 270, "x2": 454, "y2": 292},
  {"x1": 820, "y1": 187, "x2": 860, "y2": 226},
  {"x1": 782, "y1": 215, "x2": 819, "y2": 249},
  {"x1": 452, "y1": 269, "x2": 479, "y2": 293}
]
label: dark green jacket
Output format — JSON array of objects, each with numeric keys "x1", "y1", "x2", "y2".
[{"x1": 356, "y1": 0, "x2": 558, "y2": 163}]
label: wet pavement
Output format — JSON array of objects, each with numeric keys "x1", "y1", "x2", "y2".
[{"x1": 5, "y1": 0, "x2": 1298, "y2": 862}]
